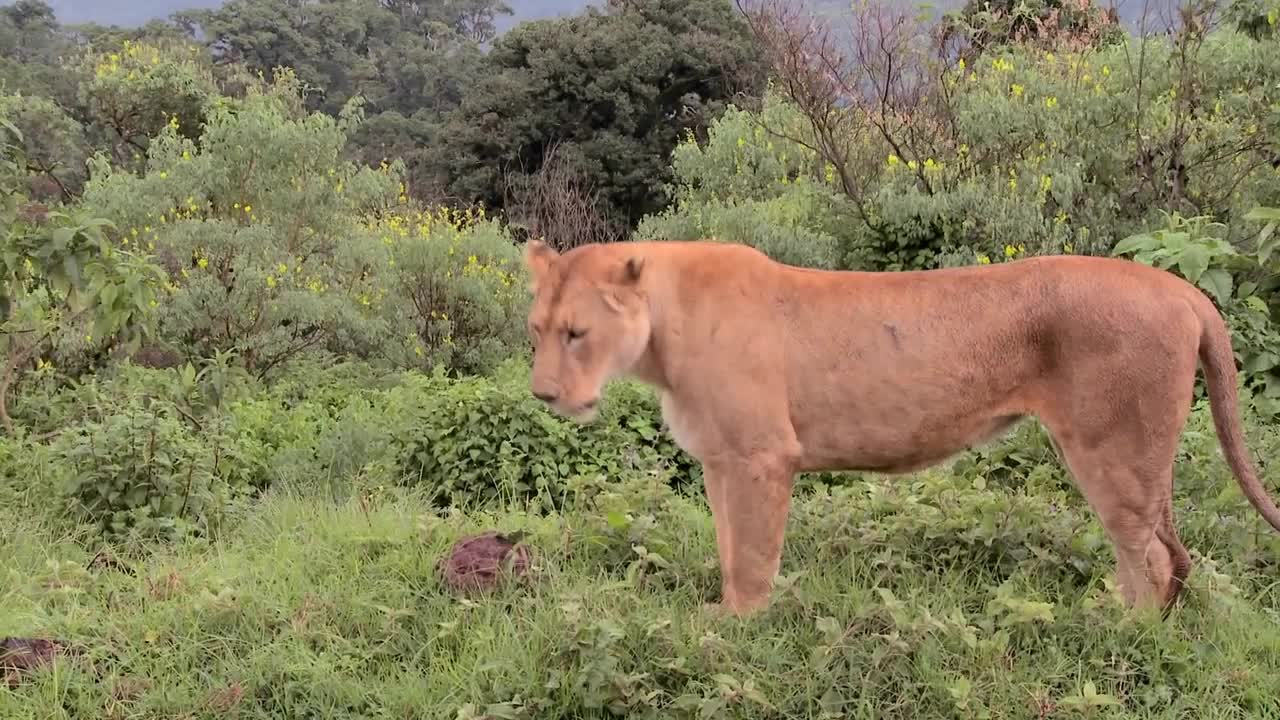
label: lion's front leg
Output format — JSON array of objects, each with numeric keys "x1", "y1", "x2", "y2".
[{"x1": 702, "y1": 452, "x2": 797, "y2": 617}]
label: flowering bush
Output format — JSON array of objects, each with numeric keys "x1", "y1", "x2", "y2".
[
  {"x1": 650, "y1": 26, "x2": 1280, "y2": 273},
  {"x1": 75, "y1": 38, "x2": 218, "y2": 167},
  {"x1": 634, "y1": 96, "x2": 851, "y2": 269},
  {"x1": 70, "y1": 43, "x2": 532, "y2": 379},
  {"x1": 360, "y1": 205, "x2": 529, "y2": 376},
  {"x1": 80, "y1": 67, "x2": 402, "y2": 375}
]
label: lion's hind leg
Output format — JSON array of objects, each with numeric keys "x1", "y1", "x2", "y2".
[
  {"x1": 1045, "y1": 429, "x2": 1182, "y2": 611},
  {"x1": 1038, "y1": 378, "x2": 1195, "y2": 614}
]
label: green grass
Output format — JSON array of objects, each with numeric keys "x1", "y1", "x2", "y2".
[{"x1": 3, "y1": 466, "x2": 1280, "y2": 719}]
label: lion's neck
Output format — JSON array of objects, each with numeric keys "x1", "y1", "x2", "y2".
[
  {"x1": 626, "y1": 300, "x2": 670, "y2": 391},
  {"x1": 623, "y1": 258, "x2": 673, "y2": 391}
]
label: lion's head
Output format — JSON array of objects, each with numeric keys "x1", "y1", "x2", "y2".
[{"x1": 522, "y1": 240, "x2": 651, "y2": 423}]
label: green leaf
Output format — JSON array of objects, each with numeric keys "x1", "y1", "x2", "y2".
[
  {"x1": 1198, "y1": 268, "x2": 1233, "y2": 305},
  {"x1": 1257, "y1": 223, "x2": 1278, "y2": 266},
  {"x1": 50, "y1": 226, "x2": 76, "y2": 252},
  {"x1": 1176, "y1": 244, "x2": 1210, "y2": 282},
  {"x1": 1243, "y1": 352, "x2": 1279, "y2": 374},
  {"x1": 1243, "y1": 206, "x2": 1280, "y2": 223},
  {"x1": 99, "y1": 282, "x2": 118, "y2": 310},
  {"x1": 1110, "y1": 233, "x2": 1154, "y2": 257}
]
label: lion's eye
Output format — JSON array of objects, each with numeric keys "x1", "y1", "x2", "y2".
[{"x1": 567, "y1": 328, "x2": 586, "y2": 342}]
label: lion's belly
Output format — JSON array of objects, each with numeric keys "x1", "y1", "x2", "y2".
[{"x1": 792, "y1": 403, "x2": 1026, "y2": 474}]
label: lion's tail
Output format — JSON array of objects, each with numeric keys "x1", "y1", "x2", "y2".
[{"x1": 1194, "y1": 292, "x2": 1280, "y2": 533}]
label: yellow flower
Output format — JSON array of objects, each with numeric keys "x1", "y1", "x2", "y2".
[
  {"x1": 197, "y1": 257, "x2": 209, "y2": 269},
  {"x1": 977, "y1": 254, "x2": 991, "y2": 265},
  {"x1": 266, "y1": 275, "x2": 277, "y2": 288},
  {"x1": 1011, "y1": 83, "x2": 1024, "y2": 97},
  {"x1": 244, "y1": 205, "x2": 252, "y2": 213},
  {"x1": 887, "y1": 154, "x2": 901, "y2": 167},
  {"x1": 1045, "y1": 96, "x2": 1058, "y2": 109}
]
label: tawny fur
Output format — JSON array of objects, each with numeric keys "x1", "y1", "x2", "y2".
[{"x1": 522, "y1": 239, "x2": 1280, "y2": 617}]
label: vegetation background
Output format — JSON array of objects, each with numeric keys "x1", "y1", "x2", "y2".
[{"x1": 2, "y1": 0, "x2": 1280, "y2": 716}]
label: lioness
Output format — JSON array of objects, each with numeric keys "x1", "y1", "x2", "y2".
[{"x1": 522, "y1": 238, "x2": 1280, "y2": 617}]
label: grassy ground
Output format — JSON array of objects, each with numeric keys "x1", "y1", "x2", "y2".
[{"x1": 3, "y1": 462, "x2": 1280, "y2": 720}]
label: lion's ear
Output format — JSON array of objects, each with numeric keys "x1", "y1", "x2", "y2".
[
  {"x1": 620, "y1": 256, "x2": 644, "y2": 285},
  {"x1": 524, "y1": 240, "x2": 558, "y2": 290}
]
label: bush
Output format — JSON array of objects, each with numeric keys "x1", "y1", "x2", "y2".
[
  {"x1": 361, "y1": 206, "x2": 530, "y2": 376},
  {"x1": 394, "y1": 368, "x2": 699, "y2": 511},
  {"x1": 53, "y1": 396, "x2": 251, "y2": 542},
  {"x1": 79, "y1": 66, "x2": 402, "y2": 376},
  {"x1": 654, "y1": 26, "x2": 1280, "y2": 272},
  {"x1": 633, "y1": 97, "x2": 851, "y2": 269}
]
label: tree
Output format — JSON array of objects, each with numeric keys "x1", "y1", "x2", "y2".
[
  {"x1": 174, "y1": 0, "x2": 511, "y2": 117},
  {"x1": 432, "y1": 0, "x2": 768, "y2": 234}
]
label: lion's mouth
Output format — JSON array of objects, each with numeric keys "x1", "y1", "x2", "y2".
[{"x1": 565, "y1": 398, "x2": 599, "y2": 422}]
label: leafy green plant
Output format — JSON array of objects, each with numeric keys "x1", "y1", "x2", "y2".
[
  {"x1": 1110, "y1": 212, "x2": 1242, "y2": 304},
  {"x1": 394, "y1": 371, "x2": 699, "y2": 511},
  {"x1": 0, "y1": 118, "x2": 166, "y2": 435},
  {"x1": 53, "y1": 396, "x2": 249, "y2": 542},
  {"x1": 365, "y1": 206, "x2": 530, "y2": 376}
]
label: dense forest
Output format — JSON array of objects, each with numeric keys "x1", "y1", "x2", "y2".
[{"x1": 3, "y1": 0, "x2": 1280, "y2": 716}]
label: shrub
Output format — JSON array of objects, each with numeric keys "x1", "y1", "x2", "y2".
[
  {"x1": 79, "y1": 66, "x2": 402, "y2": 376},
  {"x1": 394, "y1": 369, "x2": 698, "y2": 511},
  {"x1": 633, "y1": 97, "x2": 851, "y2": 269},
  {"x1": 659, "y1": 23, "x2": 1280, "y2": 272},
  {"x1": 361, "y1": 206, "x2": 530, "y2": 376},
  {"x1": 74, "y1": 38, "x2": 218, "y2": 168},
  {"x1": 0, "y1": 117, "x2": 166, "y2": 434},
  {"x1": 53, "y1": 396, "x2": 251, "y2": 542}
]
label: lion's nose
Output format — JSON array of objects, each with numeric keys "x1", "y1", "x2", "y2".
[{"x1": 533, "y1": 389, "x2": 559, "y2": 403}]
